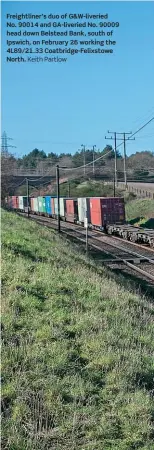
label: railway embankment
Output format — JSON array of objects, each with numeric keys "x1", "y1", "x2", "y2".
[
  {"x1": 126, "y1": 198, "x2": 154, "y2": 228},
  {"x1": 1, "y1": 209, "x2": 154, "y2": 450}
]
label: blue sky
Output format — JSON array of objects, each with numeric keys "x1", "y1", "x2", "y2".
[{"x1": 1, "y1": 1, "x2": 154, "y2": 158}]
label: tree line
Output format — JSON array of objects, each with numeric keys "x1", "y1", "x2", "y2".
[
  {"x1": 16, "y1": 145, "x2": 121, "y2": 169},
  {"x1": 1, "y1": 146, "x2": 154, "y2": 200}
]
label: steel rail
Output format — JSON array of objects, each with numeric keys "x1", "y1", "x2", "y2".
[
  {"x1": 60, "y1": 228, "x2": 154, "y2": 282},
  {"x1": 94, "y1": 228, "x2": 154, "y2": 252},
  {"x1": 62, "y1": 227, "x2": 154, "y2": 262},
  {"x1": 27, "y1": 214, "x2": 154, "y2": 282},
  {"x1": 16, "y1": 210, "x2": 154, "y2": 258},
  {"x1": 123, "y1": 261, "x2": 154, "y2": 282}
]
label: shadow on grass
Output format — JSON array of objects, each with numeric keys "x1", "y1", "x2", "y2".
[
  {"x1": 129, "y1": 217, "x2": 142, "y2": 225},
  {"x1": 3, "y1": 241, "x2": 48, "y2": 263},
  {"x1": 140, "y1": 218, "x2": 154, "y2": 229},
  {"x1": 16, "y1": 285, "x2": 47, "y2": 301},
  {"x1": 135, "y1": 369, "x2": 154, "y2": 391},
  {"x1": 128, "y1": 217, "x2": 154, "y2": 229}
]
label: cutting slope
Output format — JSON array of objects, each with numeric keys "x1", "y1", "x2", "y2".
[{"x1": 1, "y1": 209, "x2": 154, "y2": 450}]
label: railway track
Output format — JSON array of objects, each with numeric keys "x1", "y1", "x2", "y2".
[
  {"x1": 95, "y1": 229, "x2": 154, "y2": 254},
  {"x1": 17, "y1": 212, "x2": 154, "y2": 285},
  {"x1": 59, "y1": 226, "x2": 154, "y2": 283}
]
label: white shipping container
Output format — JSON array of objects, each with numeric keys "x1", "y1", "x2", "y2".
[
  {"x1": 33, "y1": 198, "x2": 38, "y2": 212},
  {"x1": 54, "y1": 198, "x2": 58, "y2": 215},
  {"x1": 78, "y1": 198, "x2": 87, "y2": 223},
  {"x1": 19, "y1": 196, "x2": 24, "y2": 210},
  {"x1": 60, "y1": 198, "x2": 65, "y2": 217}
]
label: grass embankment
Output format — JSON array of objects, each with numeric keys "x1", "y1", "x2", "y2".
[
  {"x1": 126, "y1": 198, "x2": 154, "y2": 228},
  {"x1": 2, "y1": 209, "x2": 154, "y2": 449}
]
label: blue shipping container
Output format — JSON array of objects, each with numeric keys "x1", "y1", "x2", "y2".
[{"x1": 45, "y1": 196, "x2": 52, "y2": 215}]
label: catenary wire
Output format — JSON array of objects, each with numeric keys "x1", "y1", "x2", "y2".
[
  {"x1": 9, "y1": 177, "x2": 27, "y2": 189},
  {"x1": 108, "y1": 117, "x2": 154, "y2": 153},
  {"x1": 12, "y1": 116, "x2": 154, "y2": 182},
  {"x1": 128, "y1": 117, "x2": 154, "y2": 139},
  {"x1": 59, "y1": 117, "x2": 154, "y2": 171},
  {"x1": 97, "y1": 114, "x2": 154, "y2": 146}
]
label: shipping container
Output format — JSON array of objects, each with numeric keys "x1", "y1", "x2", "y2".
[
  {"x1": 51, "y1": 197, "x2": 71, "y2": 219},
  {"x1": 11, "y1": 196, "x2": 16, "y2": 209},
  {"x1": 12, "y1": 196, "x2": 19, "y2": 209},
  {"x1": 78, "y1": 197, "x2": 91, "y2": 223},
  {"x1": 45, "y1": 196, "x2": 52, "y2": 216},
  {"x1": 53, "y1": 198, "x2": 58, "y2": 216},
  {"x1": 65, "y1": 199, "x2": 78, "y2": 222},
  {"x1": 51, "y1": 198, "x2": 55, "y2": 216},
  {"x1": 19, "y1": 196, "x2": 29, "y2": 210},
  {"x1": 19, "y1": 196, "x2": 30, "y2": 211},
  {"x1": 90, "y1": 197, "x2": 125, "y2": 227},
  {"x1": 38, "y1": 196, "x2": 46, "y2": 214},
  {"x1": 60, "y1": 198, "x2": 65, "y2": 218},
  {"x1": 30, "y1": 197, "x2": 38, "y2": 213},
  {"x1": 60, "y1": 197, "x2": 74, "y2": 219},
  {"x1": 23, "y1": 196, "x2": 30, "y2": 212},
  {"x1": 19, "y1": 196, "x2": 24, "y2": 210},
  {"x1": 7, "y1": 196, "x2": 13, "y2": 208},
  {"x1": 52, "y1": 197, "x2": 63, "y2": 217},
  {"x1": 30, "y1": 198, "x2": 34, "y2": 212}
]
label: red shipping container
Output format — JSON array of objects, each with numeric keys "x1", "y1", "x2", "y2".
[
  {"x1": 30, "y1": 198, "x2": 34, "y2": 212},
  {"x1": 65, "y1": 199, "x2": 78, "y2": 222},
  {"x1": 12, "y1": 196, "x2": 19, "y2": 209},
  {"x1": 11, "y1": 196, "x2": 16, "y2": 208},
  {"x1": 90, "y1": 197, "x2": 125, "y2": 227},
  {"x1": 16, "y1": 196, "x2": 19, "y2": 209},
  {"x1": 7, "y1": 196, "x2": 12, "y2": 208}
]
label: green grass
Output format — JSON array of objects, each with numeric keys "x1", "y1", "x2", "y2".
[
  {"x1": 1, "y1": 209, "x2": 154, "y2": 449},
  {"x1": 126, "y1": 199, "x2": 154, "y2": 228}
]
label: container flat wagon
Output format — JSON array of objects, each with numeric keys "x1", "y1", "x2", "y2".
[
  {"x1": 5, "y1": 195, "x2": 154, "y2": 248},
  {"x1": 107, "y1": 224, "x2": 154, "y2": 247}
]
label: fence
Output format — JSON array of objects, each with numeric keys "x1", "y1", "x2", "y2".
[{"x1": 117, "y1": 182, "x2": 154, "y2": 199}]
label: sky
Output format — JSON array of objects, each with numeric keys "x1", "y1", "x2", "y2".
[{"x1": 1, "y1": 1, "x2": 154, "y2": 158}]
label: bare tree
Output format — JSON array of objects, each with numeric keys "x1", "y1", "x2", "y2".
[{"x1": 1, "y1": 153, "x2": 17, "y2": 201}]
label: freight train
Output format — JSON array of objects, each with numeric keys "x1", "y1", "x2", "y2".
[{"x1": 5, "y1": 195, "x2": 154, "y2": 248}]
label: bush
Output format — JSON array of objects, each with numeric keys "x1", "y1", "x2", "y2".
[{"x1": 124, "y1": 192, "x2": 137, "y2": 203}]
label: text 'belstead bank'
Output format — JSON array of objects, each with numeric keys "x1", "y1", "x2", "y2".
[{"x1": 5, "y1": 10, "x2": 120, "y2": 63}]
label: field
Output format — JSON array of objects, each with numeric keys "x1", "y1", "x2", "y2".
[{"x1": 1, "y1": 209, "x2": 154, "y2": 450}]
